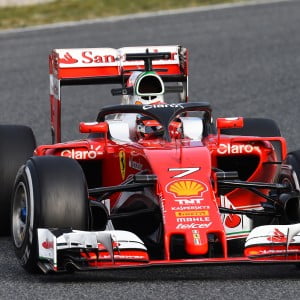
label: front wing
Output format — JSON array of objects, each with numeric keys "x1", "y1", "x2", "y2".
[
  {"x1": 37, "y1": 224, "x2": 300, "y2": 273},
  {"x1": 37, "y1": 229, "x2": 149, "y2": 273}
]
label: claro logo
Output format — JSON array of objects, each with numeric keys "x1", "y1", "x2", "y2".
[
  {"x1": 143, "y1": 103, "x2": 184, "y2": 110},
  {"x1": 217, "y1": 143, "x2": 260, "y2": 155},
  {"x1": 61, "y1": 145, "x2": 102, "y2": 159}
]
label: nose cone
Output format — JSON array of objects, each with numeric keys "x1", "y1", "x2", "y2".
[{"x1": 144, "y1": 146, "x2": 227, "y2": 259}]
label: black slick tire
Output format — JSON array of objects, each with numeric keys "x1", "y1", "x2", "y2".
[
  {"x1": 11, "y1": 156, "x2": 89, "y2": 273},
  {"x1": 285, "y1": 150, "x2": 300, "y2": 190},
  {"x1": 0, "y1": 125, "x2": 36, "y2": 235},
  {"x1": 221, "y1": 117, "x2": 282, "y2": 160},
  {"x1": 221, "y1": 118, "x2": 281, "y2": 254},
  {"x1": 221, "y1": 118, "x2": 281, "y2": 137}
]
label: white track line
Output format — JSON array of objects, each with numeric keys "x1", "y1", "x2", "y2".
[{"x1": 0, "y1": 0, "x2": 294, "y2": 35}]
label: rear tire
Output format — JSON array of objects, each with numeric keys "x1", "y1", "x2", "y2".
[
  {"x1": 11, "y1": 156, "x2": 89, "y2": 273},
  {"x1": 284, "y1": 151, "x2": 300, "y2": 269},
  {"x1": 285, "y1": 150, "x2": 300, "y2": 190},
  {"x1": 0, "y1": 125, "x2": 36, "y2": 236},
  {"x1": 222, "y1": 117, "x2": 282, "y2": 163},
  {"x1": 221, "y1": 118, "x2": 281, "y2": 137}
]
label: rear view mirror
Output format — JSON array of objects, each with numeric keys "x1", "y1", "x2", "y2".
[
  {"x1": 216, "y1": 117, "x2": 244, "y2": 144},
  {"x1": 79, "y1": 122, "x2": 108, "y2": 134},
  {"x1": 216, "y1": 117, "x2": 244, "y2": 130}
]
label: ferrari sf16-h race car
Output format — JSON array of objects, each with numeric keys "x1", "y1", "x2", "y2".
[{"x1": 1, "y1": 45, "x2": 300, "y2": 274}]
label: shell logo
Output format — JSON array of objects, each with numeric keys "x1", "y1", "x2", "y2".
[{"x1": 167, "y1": 180, "x2": 207, "y2": 197}]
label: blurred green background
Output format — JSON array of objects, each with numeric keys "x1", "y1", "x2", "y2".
[{"x1": 0, "y1": 0, "x2": 245, "y2": 30}]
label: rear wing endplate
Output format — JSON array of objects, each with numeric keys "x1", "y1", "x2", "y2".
[{"x1": 49, "y1": 45, "x2": 188, "y2": 143}]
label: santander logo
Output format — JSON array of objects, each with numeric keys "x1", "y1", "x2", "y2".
[
  {"x1": 58, "y1": 49, "x2": 178, "y2": 66},
  {"x1": 81, "y1": 51, "x2": 116, "y2": 64},
  {"x1": 267, "y1": 228, "x2": 289, "y2": 243},
  {"x1": 59, "y1": 51, "x2": 116, "y2": 65},
  {"x1": 59, "y1": 52, "x2": 78, "y2": 64}
]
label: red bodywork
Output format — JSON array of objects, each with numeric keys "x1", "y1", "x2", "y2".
[
  {"x1": 35, "y1": 127, "x2": 288, "y2": 265},
  {"x1": 38, "y1": 46, "x2": 299, "y2": 270}
]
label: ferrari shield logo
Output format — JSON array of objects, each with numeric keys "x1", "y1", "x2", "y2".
[{"x1": 119, "y1": 150, "x2": 126, "y2": 180}]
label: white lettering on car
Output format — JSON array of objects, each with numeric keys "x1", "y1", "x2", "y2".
[
  {"x1": 174, "y1": 198, "x2": 203, "y2": 205},
  {"x1": 217, "y1": 143, "x2": 260, "y2": 155},
  {"x1": 176, "y1": 222, "x2": 212, "y2": 229},
  {"x1": 142, "y1": 103, "x2": 184, "y2": 110},
  {"x1": 176, "y1": 217, "x2": 210, "y2": 222},
  {"x1": 168, "y1": 167, "x2": 200, "y2": 178},
  {"x1": 61, "y1": 145, "x2": 102, "y2": 159},
  {"x1": 171, "y1": 206, "x2": 210, "y2": 211}
]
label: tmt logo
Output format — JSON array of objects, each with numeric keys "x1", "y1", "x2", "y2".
[{"x1": 174, "y1": 198, "x2": 203, "y2": 205}]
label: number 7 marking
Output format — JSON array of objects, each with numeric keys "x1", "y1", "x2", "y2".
[{"x1": 168, "y1": 167, "x2": 200, "y2": 178}]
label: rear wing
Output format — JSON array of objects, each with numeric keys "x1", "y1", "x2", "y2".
[{"x1": 49, "y1": 45, "x2": 188, "y2": 143}]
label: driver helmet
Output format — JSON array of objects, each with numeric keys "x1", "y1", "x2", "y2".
[
  {"x1": 122, "y1": 71, "x2": 165, "y2": 105},
  {"x1": 136, "y1": 116, "x2": 163, "y2": 139}
]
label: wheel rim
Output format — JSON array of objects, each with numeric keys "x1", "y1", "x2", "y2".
[
  {"x1": 281, "y1": 177, "x2": 295, "y2": 191},
  {"x1": 12, "y1": 182, "x2": 28, "y2": 248}
]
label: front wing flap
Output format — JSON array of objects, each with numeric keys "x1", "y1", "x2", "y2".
[
  {"x1": 245, "y1": 224, "x2": 300, "y2": 260},
  {"x1": 38, "y1": 223, "x2": 300, "y2": 273},
  {"x1": 37, "y1": 228, "x2": 149, "y2": 273}
]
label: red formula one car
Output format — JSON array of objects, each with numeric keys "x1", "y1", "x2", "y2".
[{"x1": 1, "y1": 45, "x2": 300, "y2": 273}]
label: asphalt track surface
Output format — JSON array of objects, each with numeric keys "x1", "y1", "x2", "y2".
[{"x1": 0, "y1": 0, "x2": 300, "y2": 299}]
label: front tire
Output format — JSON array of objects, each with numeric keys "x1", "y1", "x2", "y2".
[{"x1": 11, "y1": 156, "x2": 89, "y2": 273}]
